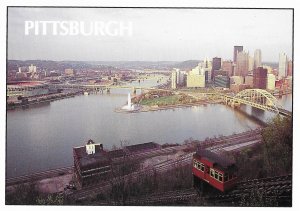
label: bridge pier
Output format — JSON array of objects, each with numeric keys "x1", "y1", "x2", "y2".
[{"x1": 106, "y1": 88, "x2": 110, "y2": 94}]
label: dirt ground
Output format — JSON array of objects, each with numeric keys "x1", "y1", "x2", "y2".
[
  {"x1": 141, "y1": 150, "x2": 186, "y2": 168},
  {"x1": 35, "y1": 173, "x2": 73, "y2": 193}
]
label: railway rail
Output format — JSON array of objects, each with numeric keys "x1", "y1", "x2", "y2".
[
  {"x1": 5, "y1": 166, "x2": 73, "y2": 186},
  {"x1": 122, "y1": 174, "x2": 292, "y2": 206}
]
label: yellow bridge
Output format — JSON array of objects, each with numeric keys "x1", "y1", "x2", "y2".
[{"x1": 217, "y1": 89, "x2": 291, "y2": 117}]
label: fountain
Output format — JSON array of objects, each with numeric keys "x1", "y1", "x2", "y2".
[{"x1": 121, "y1": 93, "x2": 139, "y2": 111}]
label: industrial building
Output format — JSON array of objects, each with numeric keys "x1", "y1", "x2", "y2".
[
  {"x1": 73, "y1": 140, "x2": 111, "y2": 187},
  {"x1": 7, "y1": 81, "x2": 49, "y2": 98}
]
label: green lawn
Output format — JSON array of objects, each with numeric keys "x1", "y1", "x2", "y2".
[{"x1": 140, "y1": 95, "x2": 181, "y2": 106}]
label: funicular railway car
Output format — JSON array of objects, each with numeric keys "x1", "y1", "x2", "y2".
[{"x1": 192, "y1": 149, "x2": 238, "y2": 192}]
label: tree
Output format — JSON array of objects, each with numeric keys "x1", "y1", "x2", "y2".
[{"x1": 261, "y1": 115, "x2": 292, "y2": 176}]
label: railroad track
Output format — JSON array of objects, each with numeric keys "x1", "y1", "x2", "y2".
[
  {"x1": 200, "y1": 129, "x2": 261, "y2": 149},
  {"x1": 123, "y1": 174, "x2": 292, "y2": 206},
  {"x1": 5, "y1": 166, "x2": 74, "y2": 186},
  {"x1": 209, "y1": 135, "x2": 262, "y2": 153}
]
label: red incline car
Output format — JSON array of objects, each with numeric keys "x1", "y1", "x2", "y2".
[{"x1": 192, "y1": 149, "x2": 238, "y2": 192}]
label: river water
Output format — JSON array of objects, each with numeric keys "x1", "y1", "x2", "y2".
[{"x1": 6, "y1": 78, "x2": 292, "y2": 178}]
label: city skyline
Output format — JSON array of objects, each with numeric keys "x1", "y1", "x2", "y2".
[{"x1": 8, "y1": 8, "x2": 293, "y2": 62}]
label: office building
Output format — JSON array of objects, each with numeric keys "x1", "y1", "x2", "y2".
[
  {"x1": 187, "y1": 63, "x2": 205, "y2": 88},
  {"x1": 278, "y1": 53, "x2": 288, "y2": 78},
  {"x1": 236, "y1": 51, "x2": 249, "y2": 77},
  {"x1": 214, "y1": 75, "x2": 230, "y2": 88},
  {"x1": 245, "y1": 75, "x2": 253, "y2": 88},
  {"x1": 267, "y1": 73, "x2": 276, "y2": 91},
  {"x1": 214, "y1": 70, "x2": 228, "y2": 77},
  {"x1": 230, "y1": 76, "x2": 244, "y2": 85},
  {"x1": 233, "y1": 46, "x2": 243, "y2": 63},
  {"x1": 187, "y1": 74, "x2": 205, "y2": 88},
  {"x1": 253, "y1": 67, "x2": 267, "y2": 89},
  {"x1": 254, "y1": 49, "x2": 262, "y2": 69},
  {"x1": 202, "y1": 58, "x2": 212, "y2": 82},
  {"x1": 222, "y1": 60, "x2": 233, "y2": 76},
  {"x1": 248, "y1": 55, "x2": 254, "y2": 71},
  {"x1": 230, "y1": 84, "x2": 250, "y2": 93},
  {"x1": 212, "y1": 57, "x2": 222, "y2": 80}
]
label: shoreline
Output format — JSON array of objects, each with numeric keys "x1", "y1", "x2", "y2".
[
  {"x1": 114, "y1": 100, "x2": 221, "y2": 113},
  {"x1": 7, "y1": 92, "x2": 82, "y2": 110}
]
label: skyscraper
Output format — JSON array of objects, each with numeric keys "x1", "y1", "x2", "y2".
[
  {"x1": 233, "y1": 46, "x2": 243, "y2": 63},
  {"x1": 254, "y1": 49, "x2": 262, "y2": 69},
  {"x1": 212, "y1": 57, "x2": 222, "y2": 80},
  {"x1": 287, "y1": 60, "x2": 293, "y2": 76},
  {"x1": 222, "y1": 60, "x2": 233, "y2": 76},
  {"x1": 253, "y1": 67, "x2": 267, "y2": 89},
  {"x1": 278, "y1": 53, "x2": 288, "y2": 78},
  {"x1": 267, "y1": 73, "x2": 276, "y2": 90},
  {"x1": 236, "y1": 51, "x2": 249, "y2": 77},
  {"x1": 248, "y1": 55, "x2": 254, "y2": 71}
]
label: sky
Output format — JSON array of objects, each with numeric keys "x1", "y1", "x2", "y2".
[{"x1": 8, "y1": 8, "x2": 293, "y2": 62}]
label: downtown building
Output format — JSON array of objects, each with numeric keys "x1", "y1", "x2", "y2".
[
  {"x1": 233, "y1": 46, "x2": 243, "y2": 63},
  {"x1": 267, "y1": 73, "x2": 276, "y2": 91},
  {"x1": 254, "y1": 49, "x2": 262, "y2": 69},
  {"x1": 212, "y1": 57, "x2": 222, "y2": 80},
  {"x1": 187, "y1": 64, "x2": 205, "y2": 88},
  {"x1": 278, "y1": 53, "x2": 288, "y2": 79},
  {"x1": 245, "y1": 75, "x2": 254, "y2": 88},
  {"x1": 248, "y1": 55, "x2": 254, "y2": 72},
  {"x1": 214, "y1": 75, "x2": 230, "y2": 88},
  {"x1": 253, "y1": 67, "x2": 267, "y2": 89},
  {"x1": 222, "y1": 60, "x2": 234, "y2": 76},
  {"x1": 235, "y1": 51, "x2": 249, "y2": 77}
]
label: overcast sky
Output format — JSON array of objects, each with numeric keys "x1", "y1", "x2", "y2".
[{"x1": 8, "y1": 8, "x2": 293, "y2": 62}]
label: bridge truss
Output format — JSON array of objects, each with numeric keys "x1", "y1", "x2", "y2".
[{"x1": 223, "y1": 89, "x2": 282, "y2": 114}]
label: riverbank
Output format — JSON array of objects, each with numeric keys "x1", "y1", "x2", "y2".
[
  {"x1": 115, "y1": 99, "x2": 223, "y2": 113},
  {"x1": 7, "y1": 91, "x2": 82, "y2": 110}
]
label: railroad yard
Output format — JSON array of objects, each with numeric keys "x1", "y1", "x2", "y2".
[{"x1": 5, "y1": 128, "x2": 292, "y2": 206}]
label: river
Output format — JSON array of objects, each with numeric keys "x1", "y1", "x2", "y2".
[{"x1": 6, "y1": 78, "x2": 292, "y2": 178}]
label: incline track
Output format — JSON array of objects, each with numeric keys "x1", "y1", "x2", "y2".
[{"x1": 123, "y1": 174, "x2": 292, "y2": 206}]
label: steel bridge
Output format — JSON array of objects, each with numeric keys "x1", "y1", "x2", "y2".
[{"x1": 218, "y1": 89, "x2": 291, "y2": 117}]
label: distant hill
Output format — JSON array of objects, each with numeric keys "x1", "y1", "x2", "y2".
[
  {"x1": 7, "y1": 60, "x2": 203, "y2": 72},
  {"x1": 7, "y1": 60, "x2": 118, "y2": 72},
  {"x1": 171, "y1": 60, "x2": 200, "y2": 70},
  {"x1": 88, "y1": 61, "x2": 178, "y2": 70}
]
